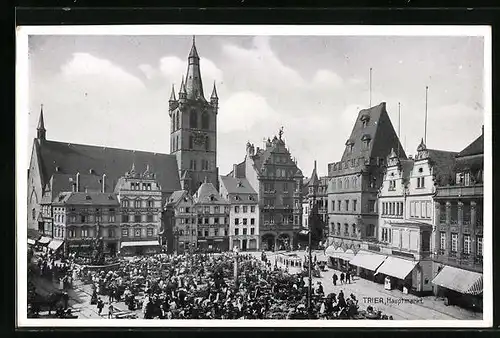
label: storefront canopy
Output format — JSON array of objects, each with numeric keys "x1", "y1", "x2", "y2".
[
  {"x1": 432, "y1": 265, "x2": 483, "y2": 295},
  {"x1": 375, "y1": 256, "x2": 417, "y2": 280},
  {"x1": 121, "y1": 240, "x2": 160, "y2": 248},
  {"x1": 48, "y1": 239, "x2": 64, "y2": 251},
  {"x1": 38, "y1": 236, "x2": 51, "y2": 245},
  {"x1": 27, "y1": 239, "x2": 36, "y2": 246},
  {"x1": 298, "y1": 230, "x2": 309, "y2": 236},
  {"x1": 325, "y1": 246, "x2": 355, "y2": 262},
  {"x1": 349, "y1": 250, "x2": 387, "y2": 271}
]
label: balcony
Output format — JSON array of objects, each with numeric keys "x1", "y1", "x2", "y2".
[{"x1": 436, "y1": 184, "x2": 483, "y2": 198}]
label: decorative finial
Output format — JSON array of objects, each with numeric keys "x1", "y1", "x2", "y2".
[{"x1": 279, "y1": 126, "x2": 284, "y2": 140}]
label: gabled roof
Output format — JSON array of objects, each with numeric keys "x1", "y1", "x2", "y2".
[
  {"x1": 166, "y1": 190, "x2": 192, "y2": 207},
  {"x1": 37, "y1": 140, "x2": 181, "y2": 196},
  {"x1": 427, "y1": 149, "x2": 458, "y2": 186},
  {"x1": 220, "y1": 176, "x2": 257, "y2": 195},
  {"x1": 51, "y1": 173, "x2": 103, "y2": 198},
  {"x1": 457, "y1": 133, "x2": 483, "y2": 157},
  {"x1": 195, "y1": 181, "x2": 228, "y2": 205},
  {"x1": 53, "y1": 191, "x2": 120, "y2": 206},
  {"x1": 341, "y1": 102, "x2": 406, "y2": 163}
]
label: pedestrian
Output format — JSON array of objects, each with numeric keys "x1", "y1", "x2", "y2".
[
  {"x1": 346, "y1": 271, "x2": 351, "y2": 284},
  {"x1": 62, "y1": 291, "x2": 69, "y2": 309},
  {"x1": 332, "y1": 273, "x2": 338, "y2": 286},
  {"x1": 108, "y1": 303, "x2": 114, "y2": 319},
  {"x1": 97, "y1": 298, "x2": 104, "y2": 315},
  {"x1": 340, "y1": 272, "x2": 345, "y2": 284}
]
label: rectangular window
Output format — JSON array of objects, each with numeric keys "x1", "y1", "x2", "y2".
[
  {"x1": 294, "y1": 216, "x2": 299, "y2": 225},
  {"x1": 198, "y1": 230, "x2": 202, "y2": 237},
  {"x1": 204, "y1": 230, "x2": 209, "y2": 237},
  {"x1": 122, "y1": 229, "x2": 128, "y2": 237},
  {"x1": 147, "y1": 228, "x2": 154, "y2": 237},
  {"x1": 82, "y1": 229, "x2": 88, "y2": 237},
  {"x1": 353, "y1": 200, "x2": 357, "y2": 212},
  {"x1": 345, "y1": 200, "x2": 349, "y2": 211},
  {"x1": 332, "y1": 200, "x2": 335, "y2": 211},
  {"x1": 235, "y1": 206, "x2": 240, "y2": 213},
  {"x1": 477, "y1": 237, "x2": 483, "y2": 256},
  {"x1": 463, "y1": 235, "x2": 471, "y2": 254},
  {"x1": 250, "y1": 206, "x2": 256, "y2": 213},
  {"x1": 81, "y1": 215, "x2": 86, "y2": 223},
  {"x1": 283, "y1": 183, "x2": 288, "y2": 192},
  {"x1": 204, "y1": 218, "x2": 209, "y2": 224},
  {"x1": 235, "y1": 228, "x2": 239, "y2": 235},
  {"x1": 368, "y1": 200, "x2": 376, "y2": 213},
  {"x1": 214, "y1": 217, "x2": 219, "y2": 224},
  {"x1": 250, "y1": 218, "x2": 255, "y2": 225},
  {"x1": 242, "y1": 206, "x2": 248, "y2": 213},
  {"x1": 440, "y1": 232, "x2": 446, "y2": 251},
  {"x1": 410, "y1": 202, "x2": 415, "y2": 217},
  {"x1": 235, "y1": 218, "x2": 239, "y2": 225},
  {"x1": 109, "y1": 214, "x2": 115, "y2": 223},
  {"x1": 243, "y1": 228, "x2": 247, "y2": 235},
  {"x1": 134, "y1": 215, "x2": 142, "y2": 223},
  {"x1": 243, "y1": 218, "x2": 248, "y2": 225},
  {"x1": 250, "y1": 228, "x2": 255, "y2": 235},
  {"x1": 146, "y1": 214, "x2": 154, "y2": 222},
  {"x1": 337, "y1": 200, "x2": 341, "y2": 211},
  {"x1": 204, "y1": 206, "x2": 210, "y2": 213},
  {"x1": 214, "y1": 206, "x2": 220, "y2": 213},
  {"x1": 451, "y1": 233, "x2": 458, "y2": 252}
]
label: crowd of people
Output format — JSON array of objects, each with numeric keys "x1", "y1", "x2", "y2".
[{"x1": 81, "y1": 251, "x2": 393, "y2": 320}]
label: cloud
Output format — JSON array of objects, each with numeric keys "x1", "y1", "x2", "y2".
[{"x1": 313, "y1": 69, "x2": 343, "y2": 87}]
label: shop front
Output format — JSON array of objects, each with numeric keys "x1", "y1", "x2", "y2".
[
  {"x1": 47, "y1": 239, "x2": 65, "y2": 255},
  {"x1": 375, "y1": 256, "x2": 417, "y2": 293},
  {"x1": 325, "y1": 246, "x2": 355, "y2": 271},
  {"x1": 120, "y1": 240, "x2": 161, "y2": 256},
  {"x1": 349, "y1": 250, "x2": 387, "y2": 282},
  {"x1": 197, "y1": 238, "x2": 229, "y2": 252},
  {"x1": 432, "y1": 265, "x2": 483, "y2": 312},
  {"x1": 38, "y1": 236, "x2": 52, "y2": 252},
  {"x1": 67, "y1": 241, "x2": 93, "y2": 257}
]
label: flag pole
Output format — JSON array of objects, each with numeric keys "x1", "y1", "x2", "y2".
[
  {"x1": 398, "y1": 102, "x2": 401, "y2": 157},
  {"x1": 369, "y1": 67, "x2": 373, "y2": 107},
  {"x1": 424, "y1": 86, "x2": 429, "y2": 144}
]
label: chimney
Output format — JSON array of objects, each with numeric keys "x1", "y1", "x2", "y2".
[
  {"x1": 76, "y1": 172, "x2": 80, "y2": 192},
  {"x1": 102, "y1": 174, "x2": 106, "y2": 193},
  {"x1": 233, "y1": 164, "x2": 238, "y2": 178}
]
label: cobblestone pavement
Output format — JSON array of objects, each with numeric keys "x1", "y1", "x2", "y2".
[{"x1": 256, "y1": 250, "x2": 482, "y2": 320}]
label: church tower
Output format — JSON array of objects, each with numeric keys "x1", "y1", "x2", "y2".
[{"x1": 169, "y1": 36, "x2": 219, "y2": 194}]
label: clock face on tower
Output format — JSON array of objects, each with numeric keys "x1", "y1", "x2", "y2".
[{"x1": 193, "y1": 131, "x2": 207, "y2": 146}]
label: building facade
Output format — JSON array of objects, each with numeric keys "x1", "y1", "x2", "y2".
[
  {"x1": 327, "y1": 102, "x2": 406, "y2": 253},
  {"x1": 194, "y1": 179, "x2": 230, "y2": 252},
  {"x1": 432, "y1": 128, "x2": 484, "y2": 309},
  {"x1": 229, "y1": 132, "x2": 304, "y2": 251},
  {"x1": 219, "y1": 175, "x2": 260, "y2": 251},
  {"x1": 165, "y1": 190, "x2": 197, "y2": 254},
  {"x1": 169, "y1": 37, "x2": 219, "y2": 194},
  {"x1": 302, "y1": 161, "x2": 329, "y2": 240},
  {"x1": 51, "y1": 191, "x2": 120, "y2": 257},
  {"x1": 115, "y1": 164, "x2": 163, "y2": 255}
]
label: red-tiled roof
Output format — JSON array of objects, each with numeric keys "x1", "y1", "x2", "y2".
[{"x1": 37, "y1": 140, "x2": 181, "y2": 196}]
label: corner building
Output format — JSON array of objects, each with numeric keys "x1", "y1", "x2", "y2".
[
  {"x1": 169, "y1": 37, "x2": 219, "y2": 194},
  {"x1": 327, "y1": 102, "x2": 406, "y2": 253}
]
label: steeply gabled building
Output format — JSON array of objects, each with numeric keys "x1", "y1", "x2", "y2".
[
  {"x1": 165, "y1": 189, "x2": 197, "y2": 254},
  {"x1": 327, "y1": 102, "x2": 406, "y2": 253},
  {"x1": 229, "y1": 131, "x2": 304, "y2": 251},
  {"x1": 302, "y1": 161, "x2": 329, "y2": 240},
  {"x1": 193, "y1": 178, "x2": 230, "y2": 252}
]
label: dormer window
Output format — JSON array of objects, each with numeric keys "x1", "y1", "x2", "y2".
[
  {"x1": 360, "y1": 113, "x2": 370, "y2": 127},
  {"x1": 361, "y1": 134, "x2": 371, "y2": 149},
  {"x1": 345, "y1": 140, "x2": 354, "y2": 152},
  {"x1": 85, "y1": 195, "x2": 91, "y2": 200}
]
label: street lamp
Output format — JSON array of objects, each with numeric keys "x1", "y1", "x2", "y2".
[{"x1": 307, "y1": 185, "x2": 316, "y2": 314}]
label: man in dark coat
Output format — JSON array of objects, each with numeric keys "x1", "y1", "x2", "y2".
[{"x1": 332, "y1": 273, "x2": 338, "y2": 286}]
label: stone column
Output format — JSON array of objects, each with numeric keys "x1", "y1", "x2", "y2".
[
  {"x1": 446, "y1": 202, "x2": 452, "y2": 256},
  {"x1": 457, "y1": 201, "x2": 463, "y2": 259},
  {"x1": 434, "y1": 202, "x2": 441, "y2": 255},
  {"x1": 470, "y1": 201, "x2": 477, "y2": 259}
]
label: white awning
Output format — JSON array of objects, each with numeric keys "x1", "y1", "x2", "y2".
[
  {"x1": 48, "y1": 239, "x2": 64, "y2": 251},
  {"x1": 121, "y1": 240, "x2": 160, "y2": 248},
  {"x1": 349, "y1": 250, "x2": 387, "y2": 271},
  {"x1": 325, "y1": 246, "x2": 355, "y2": 262},
  {"x1": 375, "y1": 256, "x2": 417, "y2": 280},
  {"x1": 299, "y1": 230, "x2": 309, "y2": 235},
  {"x1": 432, "y1": 265, "x2": 483, "y2": 295},
  {"x1": 27, "y1": 239, "x2": 36, "y2": 245},
  {"x1": 38, "y1": 236, "x2": 51, "y2": 245}
]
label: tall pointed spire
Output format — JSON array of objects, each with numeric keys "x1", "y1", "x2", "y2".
[
  {"x1": 178, "y1": 75, "x2": 187, "y2": 102},
  {"x1": 37, "y1": 104, "x2": 46, "y2": 141},
  {"x1": 210, "y1": 81, "x2": 218, "y2": 100},
  {"x1": 185, "y1": 36, "x2": 204, "y2": 100}
]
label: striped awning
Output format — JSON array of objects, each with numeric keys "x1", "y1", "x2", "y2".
[
  {"x1": 432, "y1": 265, "x2": 483, "y2": 295},
  {"x1": 38, "y1": 236, "x2": 51, "y2": 245},
  {"x1": 349, "y1": 250, "x2": 387, "y2": 271},
  {"x1": 375, "y1": 256, "x2": 417, "y2": 280},
  {"x1": 121, "y1": 240, "x2": 160, "y2": 248}
]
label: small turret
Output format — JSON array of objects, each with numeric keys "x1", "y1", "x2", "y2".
[
  {"x1": 210, "y1": 81, "x2": 219, "y2": 107},
  {"x1": 37, "y1": 104, "x2": 46, "y2": 141},
  {"x1": 178, "y1": 76, "x2": 187, "y2": 102},
  {"x1": 169, "y1": 84, "x2": 178, "y2": 111}
]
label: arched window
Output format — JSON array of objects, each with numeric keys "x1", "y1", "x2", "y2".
[
  {"x1": 32, "y1": 208, "x2": 36, "y2": 220},
  {"x1": 205, "y1": 136, "x2": 209, "y2": 151},
  {"x1": 202, "y1": 112, "x2": 209, "y2": 130},
  {"x1": 176, "y1": 112, "x2": 180, "y2": 130},
  {"x1": 177, "y1": 135, "x2": 180, "y2": 150},
  {"x1": 190, "y1": 110, "x2": 197, "y2": 128},
  {"x1": 345, "y1": 178, "x2": 349, "y2": 189},
  {"x1": 171, "y1": 114, "x2": 175, "y2": 132},
  {"x1": 352, "y1": 177, "x2": 356, "y2": 188},
  {"x1": 352, "y1": 224, "x2": 356, "y2": 236},
  {"x1": 339, "y1": 180, "x2": 342, "y2": 189}
]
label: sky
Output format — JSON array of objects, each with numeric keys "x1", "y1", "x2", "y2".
[{"x1": 27, "y1": 34, "x2": 485, "y2": 178}]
